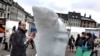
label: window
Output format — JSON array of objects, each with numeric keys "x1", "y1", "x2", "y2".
[
  {"x1": 0, "y1": 13, "x2": 2, "y2": 17},
  {"x1": 7, "y1": 13, "x2": 10, "y2": 18},
  {"x1": 72, "y1": 19, "x2": 75, "y2": 21},
  {"x1": 0, "y1": 3, "x2": 2, "y2": 8},
  {"x1": 3, "y1": 4, "x2": 6, "y2": 10},
  {"x1": 72, "y1": 16, "x2": 74, "y2": 18},
  {"x1": 83, "y1": 25, "x2": 85, "y2": 27},
  {"x1": 88, "y1": 22, "x2": 89, "y2": 24},
  {"x1": 9, "y1": 0, "x2": 12, "y2": 1},
  {"x1": 3, "y1": 0, "x2": 7, "y2": 2},
  {"x1": 78, "y1": 24, "x2": 79, "y2": 26},
  {"x1": 87, "y1": 25, "x2": 89, "y2": 27},
  {"x1": 76, "y1": 16, "x2": 78, "y2": 18},
  {"x1": 65, "y1": 21, "x2": 67, "y2": 23},
  {"x1": 84, "y1": 21, "x2": 86, "y2": 24},
  {"x1": 8, "y1": 7, "x2": 10, "y2": 11},
  {"x1": 75, "y1": 23, "x2": 76, "y2": 26},
  {"x1": 76, "y1": 23, "x2": 78, "y2": 26},
  {"x1": 4, "y1": 13, "x2": 6, "y2": 17}
]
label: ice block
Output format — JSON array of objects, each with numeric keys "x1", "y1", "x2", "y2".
[{"x1": 32, "y1": 6, "x2": 69, "y2": 56}]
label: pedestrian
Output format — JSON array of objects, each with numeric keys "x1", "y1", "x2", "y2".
[
  {"x1": 10, "y1": 21, "x2": 27, "y2": 56},
  {"x1": 8, "y1": 26, "x2": 16, "y2": 51},
  {"x1": 91, "y1": 38, "x2": 98, "y2": 56},
  {"x1": 5, "y1": 29, "x2": 11, "y2": 51},
  {"x1": 0, "y1": 24, "x2": 5, "y2": 43},
  {"x1": 82, "y1": 33, "x2": 94, "y2": 56},
  {"x1": 3, "y1": 32, "x2": 8, "y2": 50},
  {"x1": 28, "y1": 23, "x2": 37, "y2": 47},
  {"x1": 75, "y1": 32, "x2": 86, "y2": 56},
  {"x1": 68, "y1": 35, "x2": 75, "y2": 52},
  {"x1": 75, "y1": 34, "x2": 80, "y2": 47},
  {"x1": 27, "y1": 23, "x2": 37, "y2": 56}
]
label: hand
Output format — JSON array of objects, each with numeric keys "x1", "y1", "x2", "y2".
[
  {"x1": 28, "y1": 36, "x2": 33, "y2": 41},
  {"x1": 28, "y1": 33, "x2": 36, "y2": 41}
]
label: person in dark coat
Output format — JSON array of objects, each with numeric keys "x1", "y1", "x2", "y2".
[
  {"x1": 91, "y1": 36, "x2": 98, "y2": 56},
  {"x1": 10, "y1": 21, "x2": 27, "y2": 56},
  {"x1": 76, "y1": 32, "x2": 86, "y2": 47},
  {"x1": 68, "y1": 35, "x2": 75, "y2": 52},
  {"x1": 75, "y1": 34, "x2": 80, "y2": 47},
  {"x1": 82, "y1": 33, "x2": 94, "y2": 51},
  {"x1": 8, "y1": 26, "x2": 16, "y2": 51},
  {"x1": 81, "y1": 33, "x2": 94, "y2": 56},
  {"x1": 91, "y1": 40, "x2": 98, "y2": 56}
]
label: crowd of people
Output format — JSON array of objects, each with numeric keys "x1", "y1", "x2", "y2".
[
  {"x1": 0, "y1": 20, "x2": 100, "y2": 56},
  {"x1": 68, "y1": 32, "x2": 99, "y2": 56}
]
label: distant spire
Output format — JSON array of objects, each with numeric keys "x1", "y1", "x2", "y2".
[
  {"x1": 73, "y1": 11, "x2": 75, "y2": 13},
  {"x1": 89, "y1": 15, "x2": 91, "y2": 19},
  {"x1": 84, "y1": 13, "x2": 86, "y2": 17}
]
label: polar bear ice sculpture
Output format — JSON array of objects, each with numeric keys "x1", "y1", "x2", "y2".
[{"x1": 33, "y1": 6, "x2": 69, "y2": 56}]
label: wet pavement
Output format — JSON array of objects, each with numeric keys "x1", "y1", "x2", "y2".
[
  {"x1": 0, "y1": 44, "x2": 36, "y2": 56},
  {"x1": 0, "y1": 44, "x2": 100, "y2": 56}
]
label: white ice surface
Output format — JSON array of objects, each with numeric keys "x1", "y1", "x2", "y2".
[{"x1": 33, "y1": 6, "x2": 69, "y2": 56}]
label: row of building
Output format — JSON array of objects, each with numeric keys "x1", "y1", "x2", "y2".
[
  {"x1": 0, "y1": 0, "x2": 98, "y2": 28},
  {"x1": 0, "y1": 0, "x2": 33, "y2": 23},
  {"x1": 57, "y1": 12, "x2": 97, "y2": 28}
]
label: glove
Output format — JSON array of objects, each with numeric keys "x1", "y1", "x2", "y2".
[{"x1": 82, "y1": 45, "x2": 88, "y2": 51}]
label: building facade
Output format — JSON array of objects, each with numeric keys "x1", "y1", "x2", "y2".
[
  {"x1": 81, "y1": 15, "x2": 96, "y2": 28},
  {"x1": 57, "y1": 12, "x2": 97, "y2": 28},
  {"x1": 0, "y1": 0, "x2": 13, "y2": 19},
  {"x1": 67, "y1": 12, "x2": 81, "y2": 27},
  {"x1": 0, "y1": 0, "x2": 34, "y2": 23},
  {"x1": 26, "y1": 14, "x2": 34, "y2": 23},
  {"x1": 57, "y1": 13, "x2": 68, "y2": 26},
  {"x1": 97, "y1": 24, "x2": 100, "y2": 28},
  {"x1": 10, "y1": 2, "x2": 18, "y2": 20}
]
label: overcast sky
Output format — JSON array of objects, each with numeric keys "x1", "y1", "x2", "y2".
[{"x1": 14, "y1": 0, "x2": 100, "y2": 23}]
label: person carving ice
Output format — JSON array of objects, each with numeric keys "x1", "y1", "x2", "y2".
[{"x1": 32, "y1": 6, "x2": 69, "y2": 56}]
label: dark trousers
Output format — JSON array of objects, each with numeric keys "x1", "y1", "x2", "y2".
[
  {"x1": 91, "y1": 50, "x2": 98, "y2": 56},
  {"x1": 0, "y1": 38, "x2": 2, "y2": 43},
  {"x1": 3, "y1": 42, "x2": 8, "y2": 50},
  {"x1": 8, "y1": 43, "x2": 12, "y2": 51},
  {"x1": 69, "y1": 45, "x2": 74, "y2": 50},
  {"x1": 30, "y1": 40, "x2": 34, "y2": 49},
  {"x1": 27, "y1": 40, "x2": 34, "y2": 49}
]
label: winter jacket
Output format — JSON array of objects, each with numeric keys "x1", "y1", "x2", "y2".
[{"x1": 10, "y1": 28, "x2": 27, "y2": 56}]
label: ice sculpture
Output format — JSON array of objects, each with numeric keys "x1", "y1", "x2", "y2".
[{"x1": 33, "y1": 6, "x2": 69, "y2": 56}]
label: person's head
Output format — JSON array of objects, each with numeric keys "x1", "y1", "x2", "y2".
[
  {"x1": 71, "y1": 35, "x2": 73, "y2": 38},
  {"x1": 92, "y1": 34, "x2": 97, "y2": 39},
  {"x1": 86, "y1": 33, "x2": 91, "y2": 39},
  {"x1": 6, "y1": 30, "x2": 9, "y2": 32},
  {"x1": 12, "y1": 26, "x2": 16, "y2": 32},
  {"x1": 77, "y1": 34, "x2": 80, "y2": 37},
  {"x1": 18, "y1": 21, "x2": 26, "y2": 30},
  {"x1": 81, "y1": 32, "x2": 86, "y2": 37}
]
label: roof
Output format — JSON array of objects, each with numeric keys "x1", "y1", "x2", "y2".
[
  {"x1": 68, "y1": 12, "x2": 81, "y2": 19},
  {"x1": 57, "y1": 13, "x2": 68, "y2": 20},
  {"x1": 68, "y1": 12, "x2": 81, "y2": 16},
  {"x1": 0, "y1": 0, "x2": 13, "y2": 5},
  {"x1": 81, "y1": 16, "x2": 96, "y2": 22}
]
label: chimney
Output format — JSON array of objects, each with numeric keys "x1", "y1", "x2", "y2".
[
  {"x1": 89, "y1": 15, "x2": 91, "y2": 19},
  {"x1": 84, "y1": 13, "x2": 86, "y2": 17}
]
